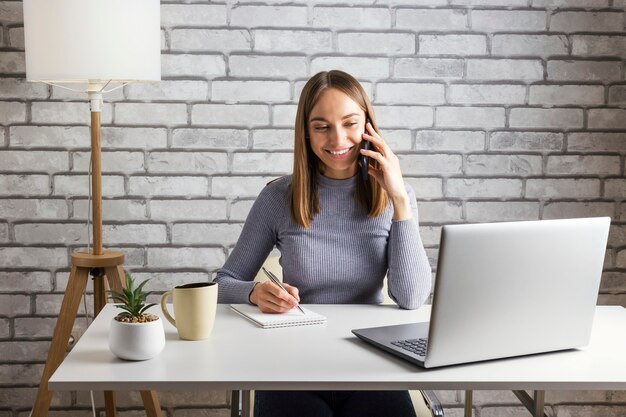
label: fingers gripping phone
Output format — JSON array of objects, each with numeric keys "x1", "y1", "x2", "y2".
[
  {"x1": 359, "y1": 117, "x2": 373, "y2": 208},
  {"x1": 359, "y1": 117, "x2": 372, "y2": 183}
]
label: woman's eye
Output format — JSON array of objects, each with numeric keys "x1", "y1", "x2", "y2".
[{"x1": 314, "y1": 126, "x2": 328, "y2": 131}]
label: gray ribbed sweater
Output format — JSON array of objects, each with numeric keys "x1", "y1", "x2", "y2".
[{"x1": 214, "y1": 174, "x2": 432, "y2": 309}]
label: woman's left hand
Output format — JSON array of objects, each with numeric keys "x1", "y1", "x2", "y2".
[{"x1": 360, "y1": 122, "x2": 413, "y2": 220}]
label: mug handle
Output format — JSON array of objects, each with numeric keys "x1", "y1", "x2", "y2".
[{"x1": 160, "y1": 291, "x2": 176, "y2": 328}]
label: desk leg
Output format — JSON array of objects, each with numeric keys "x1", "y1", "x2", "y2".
[
  {"x1": 533, "y1": 390, "x2": 545, "y2": 417},
  {"x1": 464, "y1": 390, "x2": 473, "y2": 417},
  {"x1": 241, "y1": 390, "x2": 251, "y2": 417},
  {"x1": 140, "y1": 390, "x2": 164, "y2": 417},
  {"x1": 512, "y1": 390, "x2": 548, "y2": 417},
  {"x1": 231, "y1": 390, "x2": 240, "y2": 417}
]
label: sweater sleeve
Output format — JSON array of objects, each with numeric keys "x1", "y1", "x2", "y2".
[
  {"x1": 213, "y1": 183, "x2": 282, "y2": 304},
  {"x1": 386, "y1": 183, "x2": 432, "y2": 310}
]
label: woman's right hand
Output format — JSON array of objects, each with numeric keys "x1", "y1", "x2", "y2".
[{"x1": 249, "y1": 280, "x2": 301, "y2": 313}]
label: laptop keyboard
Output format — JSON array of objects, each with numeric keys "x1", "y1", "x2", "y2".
[{"x1": 391, "y1": 338, "x2": 428, "y2": 357}]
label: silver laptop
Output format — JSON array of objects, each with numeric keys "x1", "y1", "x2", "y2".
[{"x1": 352, "y1": 217, "x2": 610, "y2": 368}]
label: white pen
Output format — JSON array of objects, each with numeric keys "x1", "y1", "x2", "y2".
[{"x1": 262, "y1": 267, "x2": 305, "y2": 315}]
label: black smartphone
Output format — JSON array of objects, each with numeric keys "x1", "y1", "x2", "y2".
[{"x1": 359, "y1": 117, "x2": 372, "y2": 185}]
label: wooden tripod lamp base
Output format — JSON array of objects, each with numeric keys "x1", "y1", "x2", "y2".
[{"x1": 32, "y1": 251, "x2": 163, "y2": 417}]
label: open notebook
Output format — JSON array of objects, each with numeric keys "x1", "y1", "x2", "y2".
[{"x1": 230, "y1": 304, "x2": 327, "y2": 329}]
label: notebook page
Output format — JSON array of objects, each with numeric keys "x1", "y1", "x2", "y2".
[{"x1": 230, "y1": 304, "x2": 327, "y2": 329}]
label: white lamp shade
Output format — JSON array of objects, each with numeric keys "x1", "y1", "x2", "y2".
[{"x1": 23, "y1": 0, "x2": 161, "y2": 83}]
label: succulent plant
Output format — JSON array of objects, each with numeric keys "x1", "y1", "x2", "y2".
[{"x1": 108, "y1": 272, "x2": 157, "y2": 322}]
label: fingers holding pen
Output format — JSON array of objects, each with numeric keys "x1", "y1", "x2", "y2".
[
  {"x1": 250, "y1": 280, "x2": 300, "y2": 314},
  {"x1": 282, "y1": 283, "x2": 300, "y2": 303}
]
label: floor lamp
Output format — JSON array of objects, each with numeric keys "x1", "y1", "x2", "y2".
[{"x1": 23, "y1": 1, "x2": 162, "y2": 416}]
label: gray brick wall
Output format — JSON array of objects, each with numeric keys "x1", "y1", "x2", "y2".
[{"x1": 1, "y1": 0, "x2": 625, "y2": 416}]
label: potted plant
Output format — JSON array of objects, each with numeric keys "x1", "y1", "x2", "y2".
[{"x1": 107, "y1": 272, "x2": 165, "y2": 361}]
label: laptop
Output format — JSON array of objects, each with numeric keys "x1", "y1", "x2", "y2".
[{"x1": 352, "y1": 217, "x2": 610, "y2": 368}]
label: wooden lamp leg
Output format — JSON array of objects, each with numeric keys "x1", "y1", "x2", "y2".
[
  {"x1": 104, "y1": 265, "x2": 126, "y2": 293},
  {"x1": 104, "y1": 391, "x2": 117, "y2": 417},
  {"x1": 140, "y1": 390, "x2": 164, "y2": 417},
  {"x1": 32, "y1": 266, "x2": 90, "y2": 417}
]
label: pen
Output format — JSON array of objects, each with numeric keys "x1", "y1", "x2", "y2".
[{"x1": 261, "y1": 267, "x2": 306, "y2": 315}]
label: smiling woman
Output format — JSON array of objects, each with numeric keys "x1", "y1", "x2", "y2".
[
  {"x1": 214, "y1": 70, "x2": 432, "y2": 417},
  {"x1": 292, "y1": 71, "x2": 414, "y2": 228},
  {"x1": 308, "y1": 90, "x2": 364, "y2": 178}
]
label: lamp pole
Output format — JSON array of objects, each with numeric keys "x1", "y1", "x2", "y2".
[{"x1": 88, "y1": 85, "x2": 103, "y2": 255}]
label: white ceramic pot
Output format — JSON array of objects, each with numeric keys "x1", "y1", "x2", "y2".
[{"x1": 108, "y1": 316, "x2": 165, "y2": 361}]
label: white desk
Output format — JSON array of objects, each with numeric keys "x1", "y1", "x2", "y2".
[{"x1": 50, "y1": 304, "x2": 626, "y2": 415}]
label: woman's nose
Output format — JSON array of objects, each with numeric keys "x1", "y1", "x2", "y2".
[{"x1": 329, "y1": 126, "x2": 349, "y2": 144}]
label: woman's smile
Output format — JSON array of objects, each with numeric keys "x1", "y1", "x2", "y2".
[{"x1": 324, "y1": 146, "x2": 355, "y2": 159}]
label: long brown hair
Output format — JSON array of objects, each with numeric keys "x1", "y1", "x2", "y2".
[{"x1": 291, "y1": 70, "x2": 389, "y2": 228}]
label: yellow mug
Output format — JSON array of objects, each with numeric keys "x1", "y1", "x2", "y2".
[{"x1": 160, "y1": 282, "x2": 218, "y2": 340}]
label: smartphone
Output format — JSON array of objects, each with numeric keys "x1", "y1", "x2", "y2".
[{"x1": 359, "y1": 117, "x2": 372, "y2": 185}]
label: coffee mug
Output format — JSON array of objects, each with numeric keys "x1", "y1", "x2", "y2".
[{"x1": 160, "y1": 282, "x2": 218, "y2": 340}]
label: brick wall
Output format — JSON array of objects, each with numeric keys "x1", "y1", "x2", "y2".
[{"x1": 1, "y1": 0, "x2": 625, "y2": 415}]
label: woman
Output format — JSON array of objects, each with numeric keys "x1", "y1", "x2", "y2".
[{"x1": 215, "y1": 70, "x2": 431, "y2": 417}]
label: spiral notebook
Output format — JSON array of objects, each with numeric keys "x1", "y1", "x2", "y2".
[{"x1": 230, "y1": 304, "x2": 327, "y2": 329}]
